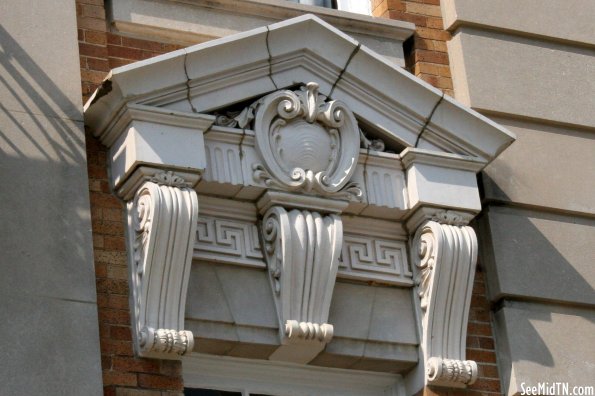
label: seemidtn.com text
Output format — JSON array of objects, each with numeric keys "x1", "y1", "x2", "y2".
[{"x1": 521, "y1": 382, "x2": 594, "y2": 396}]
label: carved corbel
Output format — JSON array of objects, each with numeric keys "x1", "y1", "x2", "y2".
[
  {"x1": 127, "y1": 171, "x2": 199, "y2": 359},
  {"x1": 242, "y1": 82, "x2": 362, "y2": 363},
  {"x1": 413, "y1": 211, "x2": 478, "y2": 387},
  {"x1": 261, "y1": 205, "x2": 342, "y2": 364}
]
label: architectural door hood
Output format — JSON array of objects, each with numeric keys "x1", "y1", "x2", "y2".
[{"x1": 84, "y1": 13, "x2": 515, "y2": 392}]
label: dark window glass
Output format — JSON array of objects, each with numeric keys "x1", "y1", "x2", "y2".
[
  {"x1": 184, "y1": 388, "x2": 242, "y2": 396},
  {"x1": 286, "y1": 0, "x2": 335, "y2": 9}
]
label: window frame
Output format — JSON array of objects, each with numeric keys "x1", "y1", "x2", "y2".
[{"x1": 183, "y1": 353, "x2": 406, "y2": 396}]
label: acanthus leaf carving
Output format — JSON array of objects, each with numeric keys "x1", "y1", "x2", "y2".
[
  {"x1": 239, "y1": 82, "x2": 361, "y2": 200},
  {"x1": 359, "y1": 129, "x2": 386, "y2": 152},
  {"x1": 129, "y1": 173, "x2": 199, "y2": 359},
  {"x1": 430, "y1": 209, "x2": 472, "y2": 227},
  {"x1": 413, "y1": 220, "x2": 478, "y2": 387},
  {"x1": 150, "y1": 170, "x2": 193, "y2": 188},
  {"x1": 261, "y1": 205, "x2": 342, "y2": 364}
]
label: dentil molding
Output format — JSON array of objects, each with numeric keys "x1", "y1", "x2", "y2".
[
  {"x1": 128, "y1": 171, "x2": 198, "y2": 359},
  {"x1": 412, "y1": 214, "x2": 479, "y2": 387}
]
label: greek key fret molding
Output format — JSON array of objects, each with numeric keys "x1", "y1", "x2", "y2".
[
  {"x1": 194, "y1": 216, "x2": 263, "y2": 268},
  {"x1": 192, "y1": 213, "x2": 414, "y2": 285},
  {"x1": 413, "y1": 219, "x2": 478, "y2": 387},
  {"x1": 261, "y1": 205, "x2": 342, "y2": 364},
  {"x1": 340, "y1": 236, "x2": 413, "y2": 286},
  {"x1": 128, "y1": 171, "x2": 198, "y2": 359}
]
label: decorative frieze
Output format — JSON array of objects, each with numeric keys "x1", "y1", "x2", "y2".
[
  {"x1": 413, "y1": 219, "x2": 478, "y2": 387},
  {"x1": 128, "y1": 171, "x2": 198, "y2": 359},
  {"x1": 340, "y1": 236, "x2": 412, "y2": 286},
  {"x1": 139, "y1": 327, "x2": 193, "y2": 357},
  {"x1": 194, "y1": 216, "x2": 264, "y2": 268},
  {"x1": 193, "y1": 197, "x2": 413, "y2": 285}
]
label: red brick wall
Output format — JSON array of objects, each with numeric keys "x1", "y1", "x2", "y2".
[
  {"x1": 78, "y1": 1, "x2": 500, "y2": 395},
  {"x1": 372, "y1": 0, "x2": 453, "y2": 96},
  {"x1": 77, "y1": 1, "x2": 185, "y2": 395}
]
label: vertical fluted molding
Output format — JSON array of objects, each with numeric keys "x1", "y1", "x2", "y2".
[
  {"x1": 413, "y1": 218, "x2": 478, "y2": 387},
  {"x1": 128, "y1": 172, "x2": 198, "y2": 359},
  {"x1": 262, "y1": 206, "x2": 342, "y2": 363}
]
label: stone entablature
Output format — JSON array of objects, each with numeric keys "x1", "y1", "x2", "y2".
[{"x1": 84, "y1": 14, "x2": 514, "y2": 393}]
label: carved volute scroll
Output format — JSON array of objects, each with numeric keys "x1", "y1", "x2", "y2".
[
  {"x1": 238, "y1": 82, "x2": 362, "y2": 363},
  {"x1": 242, "y1": 82, "x2": 361, "y2": 200},
  {"x1": 128, "y1": 171, "x2": 199, "y2": 359},
  {"x1": 413, "y1": 212, "x2": 478, "y2": 387},
  {"x1": 261, "y1": 205, "x2": 342, "y2": 364}
]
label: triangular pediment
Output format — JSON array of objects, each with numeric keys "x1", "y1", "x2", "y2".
[
  {"x1": 83, "y1": 15, "x2": 515, "y2": 389},
  {"x1": 85, "y1": 14, "x2": 514, "y2": 164}
]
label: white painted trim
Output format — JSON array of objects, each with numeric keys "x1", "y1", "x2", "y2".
[{"x1": 183, "y1": 353, "x2": 406, "y2": 396}]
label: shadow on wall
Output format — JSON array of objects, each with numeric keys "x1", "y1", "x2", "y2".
[
  {"x1": 0, "y1": 25, "x2": 95, "y2": 301},
  {"x1": 475, "y1": 172, "x2": 595, "y2": 379},
  {"x1": 0, "y1": 25, "x2": 84, "y2": 162}
]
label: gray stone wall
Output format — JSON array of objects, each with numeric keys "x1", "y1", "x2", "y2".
[
  {"x1": 0, "y1": 1, "x2": 103, "y2": 394},
  {"x1": 442, "y1": 0, "x2": 595, "y2": 394}
]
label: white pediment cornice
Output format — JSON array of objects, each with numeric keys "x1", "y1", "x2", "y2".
[
  {"x1": 83, "y1": 14, "x2": 515, "y2": 389},
  {"x1": 85, "y1": 14, "x2": 515, "y2": 164}
]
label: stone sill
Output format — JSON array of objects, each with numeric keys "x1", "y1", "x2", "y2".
[{"x1": 108, "y1": 0, "x2": 415, "y2": 65}]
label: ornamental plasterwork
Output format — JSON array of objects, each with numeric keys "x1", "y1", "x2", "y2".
[
  {"x1": 413, "y1": 218, "x2": 479, "y2": 387},
  {"x1": 234, "y1": 82, "x2": 362, "y2": 201},
  {"x1": 84, "y1": 14, "x2": 515, "y2": 393},
  {"x1": 191, "y1": 207, "x2": 414, "y2": 286},
  {"x1": 194, "y1": 216, "x2": 263, "y2": 268},
  {"x1": 129, "y1": 171, "x2": 198, "y2": 359},
  {"x1": 261, "y1": 206, "x2": 341, "y2": 363},
  {"x1": 210, "y1": 82, "x2": 365, "y2": 363}
]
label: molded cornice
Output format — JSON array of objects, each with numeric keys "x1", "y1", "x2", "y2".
[{"x1": 85, "y1": 15, "x2": 515, "y2": 165}]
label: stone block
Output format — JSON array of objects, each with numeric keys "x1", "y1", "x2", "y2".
[
  {"x1": 329, "y1": 282, "x2": 418, "y2": 345},
  {"x1": 329, "y1": 282, "x2": 376, "y2": 339},
  {"x1": 0, "y1": 0, "x2": 83, "y2": 121},
  {"x1": 110, "y1": 119, "x2": 207, "y2": 189},
  {"x1": 0, "y1": 291, "x2": 103, "y2": 396},
  {"x1": 481, "y1": 117, "x2": 595, "y2": 215},
  {"x1": 185, "y1": 262, "x2": 234, "y2": 323},
  {"x1": 493, "y1": 302, "x2": 595, "y2": 395},
  {"x1": 442, "y1": 0, "x2": 595, "y2": 46},
  {"x1": 406, "y1": 162, "x2": 481, "y2": 213},
  {"x1": 368, "y1": 286, "x2": 418, "y2": 344},
  {"x1": 478, "y1": 206, "x2": 595, "y2": 306},
  {"x1": 185, "y1": 261, "x2": 277, "y2": 328},
  {"x1": 214, "y1": 265, "x2": 278, "y2": 328},
  {"x1": 0, "y1": 110, "x2": 97, "y2": 303},
  {"x1": 448, "y1": 28, "x2": 595, "y2": 128}
]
